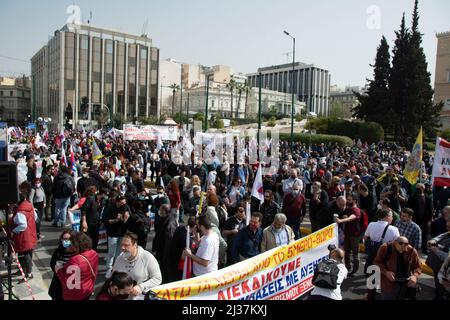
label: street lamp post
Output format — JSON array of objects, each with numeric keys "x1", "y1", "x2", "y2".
[
  {"x1": 205, "y1": 75, "x2": 211, "y2": 132},
  {"x1": 283, "y1": 30, "x2": 296, "y2": 153}
]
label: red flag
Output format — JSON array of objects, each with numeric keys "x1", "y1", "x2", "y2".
[{"x1": 251, "y1": 163, "x2": 264, "y2": 203}]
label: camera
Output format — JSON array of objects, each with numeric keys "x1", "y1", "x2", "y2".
[{"x1": 328, "y1": 244, "x2": 337, "y2": 252}]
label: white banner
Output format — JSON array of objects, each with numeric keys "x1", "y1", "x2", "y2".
[
  {"x1": 123, "y1": 124, "x2": 179, "y2": 141},
  {"x1": 431, "y1": 137, "x2": 450, "y2": 187}
]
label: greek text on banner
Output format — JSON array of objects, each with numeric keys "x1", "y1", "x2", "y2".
[{"x1": 152, "y1": 224, "x2": 338, "y2": 300}]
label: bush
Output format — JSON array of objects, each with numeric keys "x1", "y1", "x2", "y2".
[
  {"x1": 424, "y1": 141, "x2": 436, "y2": 151},
  {"x1": 267, "y1": 116, "x2": 277, "y2": 127},
  {"x1": 439, "y1": 128, "x2": 450, "y2": 141},
  {"x1": 306, "y1": 117, "x2": 384, "y2": 143},
  {"x1": 277, "y1": 133, "x2": 353, "y2": 147}
]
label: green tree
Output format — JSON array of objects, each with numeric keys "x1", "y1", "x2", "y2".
[
  {"x1": 353, "y1": 36, "x2": 391, "y2": 135},
  {"x1": 267, "y1": 116, "x2": 277, "y2": 127},
  {"x1": 389, "y1": 14, "x2": 412, "y2": 145},
  {"x1": 168, "y1": 83, "x2": 180, "y2": 115},
  {"x1": 193, "y1": 112, "x2": 205, "y2": 122},
  {"x1": 173, "y1": 112, "x2": 188, "y2": 124},
  {"x1": 112, "y1": 113, "x2": 124, "y2": 129},
  {"x1": 243, "y1": 81, "x2": 250, "y2": 118},
  {"x1": 210, "y1": 113, "x2": 224, "y2": 129},
  {"x1": 138, "y1": 116, "x2": 159, "y2": 125},
  {"x1": 405, "y1": 0, "x2": 443, "y2": 141}
]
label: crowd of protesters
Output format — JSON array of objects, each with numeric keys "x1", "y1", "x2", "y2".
[{"x1": 2, "y1": 128, "x2": 450, "y2": 300}]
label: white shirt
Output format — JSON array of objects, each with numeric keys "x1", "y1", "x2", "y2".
[
  {"x1": 310, "y1": 263, "x2": 348, "y2": 300},
  {"x1": 364, "y1": 221, "x2": 400, "y2": 243},
  {"x1": 112, "y1": 246, "x2": 162, "y2": 300},
  {"x1": 193, "y1": 231, "x2": 219, "y2": 276}
]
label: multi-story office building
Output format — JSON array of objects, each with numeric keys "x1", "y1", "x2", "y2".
[
  {"x1": 0, "y1": 76, "x2": 31, "y2": 126},
  {"x1": 329, "y1": 86, "x2": 365, "y2": 119},
  {"x1": 435, "y1": 31, "x2": 450, "y2": 128},
  {"x1": 247, "y1": 62, "x2": 331, "y2": 116},
  {"x1": 31, "y1": 23, "x2": 160, "y2": 130}
]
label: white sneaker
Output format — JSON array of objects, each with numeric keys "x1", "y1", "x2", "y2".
[{"x1": 105, "y1": 269, "x2": 112, "y2": 279}]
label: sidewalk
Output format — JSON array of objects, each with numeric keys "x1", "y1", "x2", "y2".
[{"x1": 0, "y1": 244, "x2": 52, "y2": 300}]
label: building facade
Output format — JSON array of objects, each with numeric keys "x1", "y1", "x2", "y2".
[
  {"x1": 31, "y1": 23, "x2": 159, "y2": 130},
  {"x1": 179, "y1": 85, "x2": 304, "y2": 120},
  {"x1": 329, "y1": 86, "x2": 365, "y2": 119},
  {"x1": 247, "y1": 62, "x2": 331, "y2": 116},
  {"x1": 435, "y1": 31, "x2": 450, "y2": 128},
  {"x1": 0, "y1": 76, "x2": 31, "y2": 126}
]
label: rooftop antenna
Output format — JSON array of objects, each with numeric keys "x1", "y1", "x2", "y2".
[
  {"x1": 141, "y1": 19, "x2": 149, "y2": 38},
  {"x1": 88, "y1": 9, "x2": 92, "y2": 24},
  {"x1": 283, "y1": 52, "x2": 292, "y2": 64}
]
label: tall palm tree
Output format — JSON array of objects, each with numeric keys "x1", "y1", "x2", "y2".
[
  {"x1": 243, "y1": 81, "x2": 251, "y2": 118},
  {"x1": 226, "y1": 79, "x2": 237, "y2": 119},
  {"x1": 236, "y1": 83, "x2": 244, "y2": 119},
  {"x1": 168, "y1": 83, "x2": 180, "y2": 115}
]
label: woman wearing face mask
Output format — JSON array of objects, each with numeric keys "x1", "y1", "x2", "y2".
[
  {"x1": 29, "y1": 178, "x2": 46, "y2": 241},
  {"x1": 48, "y1": 230, "x2": 73, "y2": 300},
  {"x1": 56, "y1": 231, "x2": 98, "y2": 300},
  {"x1": 111, "y1": 232, "x2": 162, "y2": 300},
  {"x1": 96, "y1": 271, "x2": 136, "y2": 300}
]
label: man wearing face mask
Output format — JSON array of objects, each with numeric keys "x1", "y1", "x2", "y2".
[
  {"x1": 77, "y1": 167, "x2": 99, "y2": 197},
  {"x1": 282, "y1": 168, "x2": 303, "y2": 196},
  {"x1": 261, "y1": 213, "x2": 295, "y2": 252},
  {"x1": 282, "y1": 183, "x2": 306, "y2": 240},
  {"x1": 222, "y1": 205, "x2": 247, "y2": 266}
]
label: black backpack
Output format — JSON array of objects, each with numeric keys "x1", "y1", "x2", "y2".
[{"x1": 312, "y1": 259, "x2": 340, "y2": 289}]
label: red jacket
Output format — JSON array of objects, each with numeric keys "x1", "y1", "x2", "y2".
[
  {"x1": 11, "y1": 200, "x2": 37, "y2": 253},
  {"x1": 57, "y1": 249, "x2": 99, "y2": 300},
  {"x1": 282, "y1": 193, "x2": 306, "y2": 220}
]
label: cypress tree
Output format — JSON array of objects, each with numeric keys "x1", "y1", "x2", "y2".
[
  {"x1": 389, "y1": 13, "x2": 411, "y2": 145},
  {"x1": 353, "y1": 36, "x2": 391, "y2": 135},
  {"x1": 405, "y1": 0, "x2": 443, "y2": 142}
]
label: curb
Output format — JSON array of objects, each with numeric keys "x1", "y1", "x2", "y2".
[{"x1": 300, "y1": 226, "x2": 434, "y2": 277}]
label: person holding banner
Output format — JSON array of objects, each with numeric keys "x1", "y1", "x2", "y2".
[
  {"x1": 183, "y1": 214, "x2": 219, "y2": 277},
  {"x1": 230, "y1": 212, "x2": 263, "y2": 263},
  {"x1": 261, "y1": 213, "x2": 295, "y2": 252}
]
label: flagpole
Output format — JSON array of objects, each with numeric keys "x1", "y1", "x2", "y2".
[{"x1": 182, "y1": 225, "x2": 190, "y2": 279}]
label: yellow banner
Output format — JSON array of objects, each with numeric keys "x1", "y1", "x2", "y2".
[
  {"x1": 152, "y1": 224, "x2": 338, "y2": 300},
  {"x1": 404, "y1": 127, "x2": 423, "y2": 185}
]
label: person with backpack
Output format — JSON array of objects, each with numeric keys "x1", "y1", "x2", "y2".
[
  {"x1": 336, "y1": 194, "x2": 363, "y2": 276},
  {"x1": 374, "y1": 236, "x2": 421, "y2": 300},
  {"x1": 363, "y1": 209, "x2": 400, "y2": 299},
  {"x1": 309, "y1": 247, "x2": 347, "y2": 300},
  {"x1": 52, "y1": 165, "x2": 76, "y2": 228}
]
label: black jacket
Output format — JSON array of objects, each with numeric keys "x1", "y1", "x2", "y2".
[
  {"x1": 80, "y1": 196, "x2": 101, "y2": 226},
  {"x1": 52, "y1": 172, "x2": 75, "y2": 199},
  {"x1": 76, "y1": 177, "x2": 99, "y2": 196},
  {"x1": 41, "y1": 172, "x2": 53, "y2": 196}
]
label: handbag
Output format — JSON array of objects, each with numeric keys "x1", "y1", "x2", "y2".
[{"x1": 425, "y1": 251, "x2": 444, "y2": 274}]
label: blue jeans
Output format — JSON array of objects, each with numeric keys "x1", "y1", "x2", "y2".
[
  {"x1": 287, "y1": 217, "x2": 301, "y2": 240},
  {"x1": 106, "y1": 236, "x2": 123, "y2": 272},
  {"x1": 54, "y1": 197, "x2": 70, "y2": 226}
]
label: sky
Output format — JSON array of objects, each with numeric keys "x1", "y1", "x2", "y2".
[{"x1": 0, "y1": 0, "x2": 449, "y2": 88}]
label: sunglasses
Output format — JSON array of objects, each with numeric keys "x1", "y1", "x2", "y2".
[{"x1": 398, "y1": 242, "x2": 409, "y2": 246}]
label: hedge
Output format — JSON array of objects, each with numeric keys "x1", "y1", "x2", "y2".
[
  {"x1": 307, "y1": 117, "x2": 384, "y2": 143},
  {"x1": 278, "y1": 133, "x2": 353, "y2": 147}
]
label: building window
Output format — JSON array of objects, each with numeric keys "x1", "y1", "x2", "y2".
[
  {"x1": 10, "y1": 91, "x2": 13, "y2": 97},
  {"x1": 0, "y1": 91, "x2": 3, "y2": 96}
]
